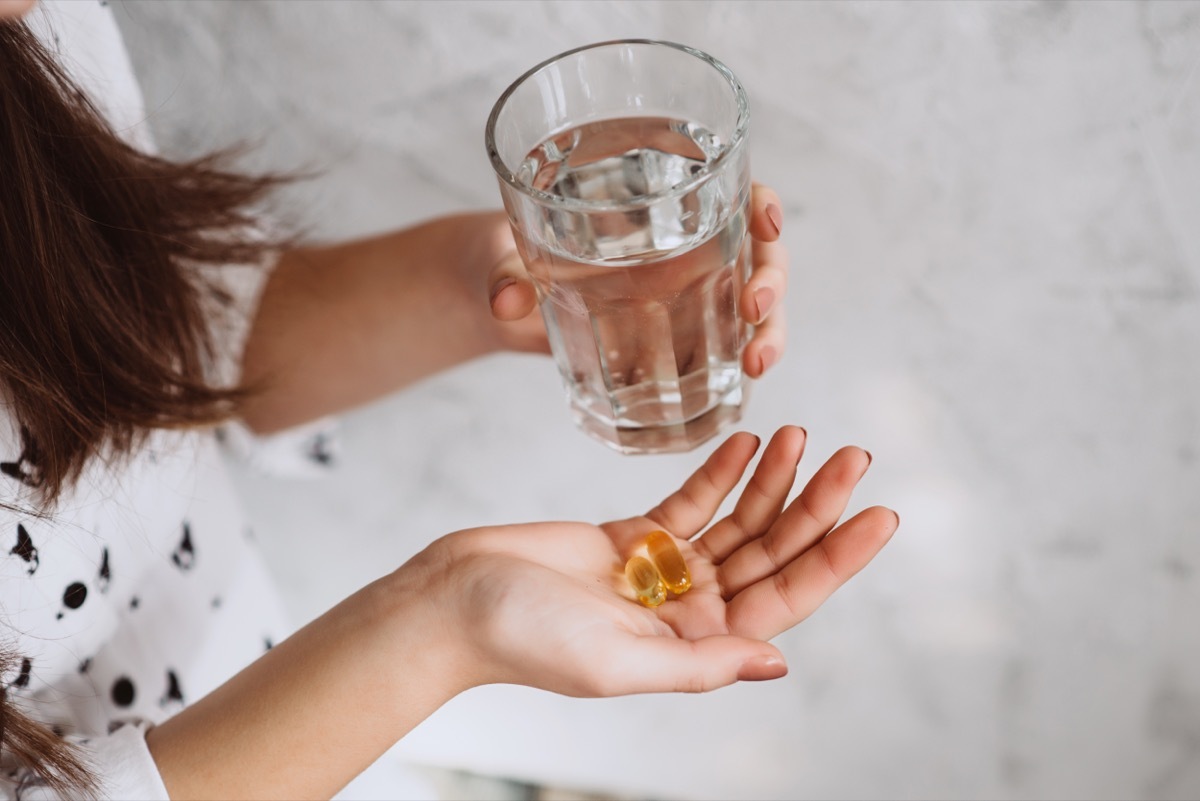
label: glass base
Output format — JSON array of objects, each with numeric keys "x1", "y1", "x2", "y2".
[{"x1": 570, "y1": 385, "x2": 746, "y2": 455}]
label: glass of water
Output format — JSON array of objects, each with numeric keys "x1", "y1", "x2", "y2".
[{"x1": 485, "y1": 40, "x2": 751, "y2": 454}]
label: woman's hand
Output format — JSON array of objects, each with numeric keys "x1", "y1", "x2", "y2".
[
  {"x1": 483, "y1": 183, "x2": 790, "y2": 377},
  {"x1": 147, "y1": 426, "x2": 892, "y2": 800},
  {"x1": 240, "y1": 189, "x2": 786, "y2": 434},
  {"x1": 419, "y1": 426, "x2": 896, "y2": 696}
]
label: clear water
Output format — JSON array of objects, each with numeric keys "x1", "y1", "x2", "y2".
[{"x1": 515, "y1": 116, "x2": 750, "y2": 453}]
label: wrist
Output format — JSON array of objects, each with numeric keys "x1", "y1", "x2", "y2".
[
  {"x1": 387, "y1": 216, "x2": 504, "y2": 359},
  {"x1": 371, "y1": 546, "x2": 480, "y2": 705},
  {"x1": 145, "y1": 551, "x2": 473, "y2": 799}
]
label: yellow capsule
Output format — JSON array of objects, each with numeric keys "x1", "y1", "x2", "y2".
[
  {"x1": 646, "y1": 530, "x2": 691, "y2": 594},
  {"x1": 625, "y1": 555, "x2": 667, "y2": 608}
]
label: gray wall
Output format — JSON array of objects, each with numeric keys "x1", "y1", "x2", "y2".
[{"x1": 114, "y1": 2, "x2": 1200, "y2": 799}]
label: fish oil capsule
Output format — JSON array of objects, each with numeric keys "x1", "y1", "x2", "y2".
[
  {"x1": 646, "y1": 530, "x2": 691, "y2": 594},
  {"x1": 625, "y1": 555, "x2": 666, "y2": 608}
]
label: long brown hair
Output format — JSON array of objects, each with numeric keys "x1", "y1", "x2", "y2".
[{"x1": 1, "y1": 17, "x2": 283, "y2": 794}]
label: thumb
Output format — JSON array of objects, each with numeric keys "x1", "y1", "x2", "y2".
[
  {"x1": 612, "y1": 635, "x2": 787, "y2": 695},
  {"x1": 488, "y1": 251, "x2": 538, "y2": 322}
]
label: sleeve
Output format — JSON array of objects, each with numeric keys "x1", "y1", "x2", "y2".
[
  {"x1": 34, "y1": 0, "x2": 339, "y2": 481},
  {"x1": 83, "y1": 722, "x2": 171, "y2": 801},
  {"x1": 199, "y1": 223, "x2": 278, "y2": 395},
  {"x1": 199, "y1": 226, "x2": 343, "y2": 479},
  {"x1": 0, "y1": 722, "x2": 170, "y2": 801},
  {"x1": 216, "y1": 416, "x2": 342, "y2": 479},
  {"x1": 0, "y1": 470, "x2": 168, "y2": 800}
]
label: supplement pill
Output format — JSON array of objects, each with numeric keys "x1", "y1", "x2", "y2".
[
  {"x1": 646, "y1": 530, "x2": 691, "y2": 594},
  {"x1": 625, "y1": 556, "x2": 667, "y2": 608}
]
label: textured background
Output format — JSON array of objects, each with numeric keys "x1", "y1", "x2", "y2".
[{"x1": 113, "y1": 2, "x2": 1200, "y2": 799}]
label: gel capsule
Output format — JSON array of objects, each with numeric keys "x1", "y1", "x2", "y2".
[
  {"x1": 646, "y1": 530, "x2": 691, "y2": 594},
  {"x1": 625, "y1": 556, "x2": 667, "y2": 608}
]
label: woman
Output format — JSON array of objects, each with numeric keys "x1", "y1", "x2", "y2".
[{"x1": 0, "y1": 1, "x2": 898, "y2": 798}]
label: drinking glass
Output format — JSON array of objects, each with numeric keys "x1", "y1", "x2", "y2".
[{"x1": 485, "y1": 40, "x2": 751, "y2": 454}]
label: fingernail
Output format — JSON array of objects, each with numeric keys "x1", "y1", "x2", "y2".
[
  {"x1": 864, "y1": 450, "x2": 873, "y2": 467},
  {"x1": 758, "y1": 345, "x2": 778, "y2": 375},
  {"x1": 489, "y1": 277, "x2": 517, "y2": 305},
  {"x1": 891, "y1": 509, "x2": 901, "y2": 528},
  {"x1": 753, "y1": 287, "x2": 775, "y2": 323},
  {"x1": 766, "y1": 203, "x2": 783, "y2": 236},
  {"x1": 738, "y1": 655, "x2": 787, "y2": 682}
]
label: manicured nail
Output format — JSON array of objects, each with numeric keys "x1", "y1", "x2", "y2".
[
  {"x1": 489, "y1": 277, "x2": 517, "y2": 305},
  {"x1": 758, "y1": 345, "x2": 778, "y2": 375},
  {"x1": 738, "y1": 655, "x2": 787, "y2": 682},
  {"x1": 766, "y1": 203, "x2": 783, "y2": 236},
  {"x1": 753, "y1": 287, "x2": 776, "y2": 323}
]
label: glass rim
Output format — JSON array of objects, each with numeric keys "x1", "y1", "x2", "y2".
[{"x1": 484, "y1": 39, "x2": 750, "y2": 212}]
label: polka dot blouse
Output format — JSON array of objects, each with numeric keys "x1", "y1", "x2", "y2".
[{"x1": 1, "y1": 2, "x2": 288, "y2": 797}]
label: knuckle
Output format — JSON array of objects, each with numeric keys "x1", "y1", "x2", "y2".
[
  {"x1": 761, "y1": 531, "x2": 788, "y2": 571},
  {"x1": 675, "y1": 672, "x2": 711, "y2": 694},
  {"x1": 794, "y1": 494, "x2": 822, "y2": 532},
  {"x1": 772, "y1": 570, "x2": 805, "y2": 620},
  {"x1": 579, "y1": 657, "x2": 624, "y2": 697},
  {"x1": 817, "y1": 544, "x2": 841, "y2": 584}
]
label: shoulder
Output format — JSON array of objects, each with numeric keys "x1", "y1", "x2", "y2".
[{"x1": 22, "y1": 0, "x2": 154, "y2": 152}]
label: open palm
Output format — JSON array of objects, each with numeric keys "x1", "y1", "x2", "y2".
[{"x1": 442, "y1": 426, "x2": 898, "y2": 697}]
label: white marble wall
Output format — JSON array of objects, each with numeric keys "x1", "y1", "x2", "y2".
[{"x1": 113, "y1": 2, "x2": 1200, "y2": 799}]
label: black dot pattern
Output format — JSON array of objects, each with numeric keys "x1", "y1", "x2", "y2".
[
  {"x1": 0, "y1": 426, "x2": 43, "y2": 488},
  {"x1": 98, "y1": 547, "x2": 111, "y2": 592},
  {"x1": 9, "y1": 524, "x2": 39, "y2": 575},
  {"x1": 306, "y1": 432, "x2": 335, "y2": 466},
  {"x1": 160, "y1": 670, "x2": 184, "y2": 707},
  {"x1": 63, "y1": 582, "x2": 88, "y2": 610},
  {"x1": 0, "y1": 9, "x2": 299, "y2": 787},
  {"x1": 10, "y1": 658, "x2": 32, "y2": 689},
  {"x1": 110, "y1": 677, "x2": 135, "y2": 708},
  {"x1": 171, "y1": 522, "x2": 196, "y2": 571}
]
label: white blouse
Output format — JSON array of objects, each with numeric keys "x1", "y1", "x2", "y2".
[{"x1": 1, "y1": 2, "x2": 291, "y2": 797}]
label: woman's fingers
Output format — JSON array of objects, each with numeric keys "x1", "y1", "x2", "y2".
[
  {"x1": 748, "y1": 182, "x2": 784, "y2": 243},
  {"x1": 487, "y1": 250, "x2": 538, "y2": 322},
  {"x1": 486, "y1": 246, "x2": 552, "y2": 355},
  {"x1": 742, "y1": 184, "x2": 788, "y2": 378},
  {"x1": 692, "y1": 426, "x2": 807, "y2": 563},
  {"x1": 739, "y1": 235, "x2": 787, "y2": 378},
  {"x1": 645, "y1": 431, "x2": 761, "y2": 539},
  {"x1": 591, "y1": 633, "x2": 787, "y2": 696},
  {"x1": 718, "y1": 446, "x2": 871, "y2": 597},
  {"x1": 741, "y1": 233, "x2": 788, "y2": 325},
  {"x1": 742, "y1": 284, "x2": 787, "y2": 377},
  {"x1": 725, "y1": 505, "x2": 899, "y2": 641},
  {"x1": 745, "y1": 185, "x2": 787, "y2": 327}
]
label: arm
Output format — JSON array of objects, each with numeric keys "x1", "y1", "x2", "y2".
[
  {"x1": 145, "y1": 560, "x2": 467, "y2": 801},
  {"x1": 237, "y1": 213, "x2": 517, "y2": 434},
  {"x1": 145, "y1": 426, "x2": 896, "y2": 800},
  {"x1": 237, "y1": 187, "x2": 787, "y2": 435}
]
